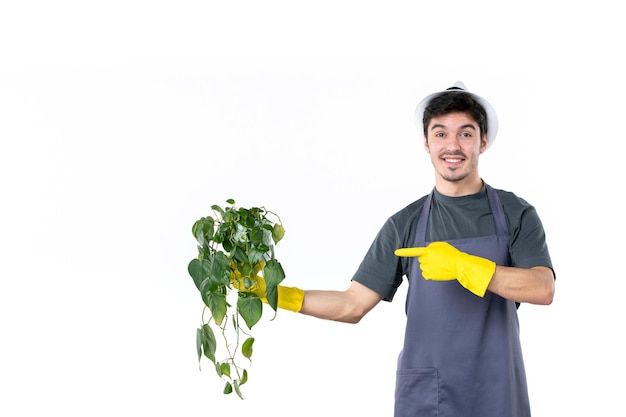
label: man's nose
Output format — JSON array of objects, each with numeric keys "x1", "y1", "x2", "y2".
[{"x1": 443, "y1": 136, "x2": 462, "y2": 149}]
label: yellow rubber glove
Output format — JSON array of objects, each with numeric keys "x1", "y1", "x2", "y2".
[
  {"x1": 255, "y1": 276, "x2": 305, "y2": 313},
  {"x1": 395, "y1": 242, "x2": 496, "y2": 297},
  {"x1": 230, "y1": 263, "x2": 304, "y2": 312}
]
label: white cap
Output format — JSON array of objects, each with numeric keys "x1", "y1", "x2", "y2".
[{"x1": 414, "y1": 81, "x2": 499, "y2": 149}]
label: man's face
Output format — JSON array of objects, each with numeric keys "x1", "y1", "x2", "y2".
[{"x1": 424, "y1": 111, "x2": 488, "y2": 186}]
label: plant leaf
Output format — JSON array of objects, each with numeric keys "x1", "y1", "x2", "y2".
[
  {"x1": 192, "y1": 216, "x2": 214, "y2": 245},
  {"x1": 211, "y1": 204, "x2": 226, "y2": 216},
  {"x1": 263, "y1": 259, "x2": 286, "y2": 287},
  {"x1": 200, "y1": 324, "x2": 216, "y2": 364},
  {"x1": 238, "y1": 293, "x2": 262, "y2": 329},
  {"x1": 208, "y1": 251, "x2": 231, "y2": 286},
  {"x1": 242, "y1": 337, "x2": 254, "y2": 359},
  {"x1": 188, "y1": 258, "x2": 211, "y2": 292},
  {"x1": 224, "y1": 381, "x2": 233, "y2": 394},
  {"x1": 247, "y1": 247, "x2": 267, "y2": 265},
  {"x1": 196, "y1": 327, "x2": 204, "y2": 366},
  {"x1": 205, "y1": 292, "x2": 227, "y2": 326},
  {"x1": 263, "y1": 259, "x2": 285, "y2": 311},
  {"x1": 220, "y1": 362, "x2": 231, "y2": 378},
  {"x1": 249, "y1": 226, "x2": 264, "y2": 244},
  {"x1": 234, "y1": 379, "x2": 244, "y2": 399},
  {"x1": 272, "y1": 223, "x2": 285, "y2": 244}
]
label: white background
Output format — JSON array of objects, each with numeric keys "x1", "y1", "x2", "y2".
[{"x1": 1, "y1": 1, "x2": 623, "y2": 415}]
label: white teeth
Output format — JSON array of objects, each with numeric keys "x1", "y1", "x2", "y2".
[{"x1": 446, "y1": 158, "x2": 461, "y2": 163}]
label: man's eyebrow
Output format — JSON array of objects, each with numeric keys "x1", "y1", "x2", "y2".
[{"x1": 429, "y1": 123, "x2": 477, "y2": 131}]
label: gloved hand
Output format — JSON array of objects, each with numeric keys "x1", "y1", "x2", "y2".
[
  {"x1": 230, "y1": 262, "x2": 304, "y2": 312},
  {"x1": 394, "y1": 242, "x2": 496, "y2": 297},
  {"x1": 255, "y1": 276, "x2": 305, "y2": 312}
]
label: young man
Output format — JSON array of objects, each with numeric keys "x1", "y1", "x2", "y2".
[{"x1": 269, "y1": 82, "x2": 555, "y2": 416}]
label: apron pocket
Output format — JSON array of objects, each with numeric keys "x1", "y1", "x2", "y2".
[{"x1": 394, "y1": 367, "x2": 439, "y2": 417}]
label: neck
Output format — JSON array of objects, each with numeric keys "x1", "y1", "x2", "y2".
[{"x1": 434, "y1": 177, "x2": 484, "y2": 197}]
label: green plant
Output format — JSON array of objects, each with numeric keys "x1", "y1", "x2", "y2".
[{"x1": 187, "y1": 199, "x2": 286, "y2": 399}]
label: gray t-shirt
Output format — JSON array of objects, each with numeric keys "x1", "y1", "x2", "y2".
[{"x1": 352, "y1": 184, "x2": 554, "y2": 301}]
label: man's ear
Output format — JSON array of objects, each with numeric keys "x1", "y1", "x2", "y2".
[
  {"x1": 479, "y1": 135, "x2": 488, "y2": 153},
  {"x1": 424, "y1": 136, "x2": 430, "y2": 153}
]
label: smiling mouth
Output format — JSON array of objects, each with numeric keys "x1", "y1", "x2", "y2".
[{"x1": 441, "y1": 154, "x2": 466, "y2": 165}]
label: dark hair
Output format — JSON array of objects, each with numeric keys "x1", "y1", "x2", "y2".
[{"x1": 422, "y1": 91, "x2": 488, "y2": 138}]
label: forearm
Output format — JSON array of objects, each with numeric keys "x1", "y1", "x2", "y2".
[
  {"x1": 299, "y1": 281, "x2": 383, "y2": 324},
  {"x1": 487, "y1": 265, "x2": 555, "y2": 305},
  {"x1": 299, "y1": 290, "x2": 360, "y2": 323}
]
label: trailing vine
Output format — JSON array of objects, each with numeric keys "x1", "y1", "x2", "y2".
[{"x1": 187, "y1": 199, "x2": 286, "y2": 399}]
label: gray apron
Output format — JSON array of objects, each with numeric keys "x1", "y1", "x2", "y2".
[{"x1": 394, "y1": 184, "x2": 530, "y2": 417}]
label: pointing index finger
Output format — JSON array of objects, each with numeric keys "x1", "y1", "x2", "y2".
[{"x1": 394, "y1": 247, "x2": 426, "y2": 257}]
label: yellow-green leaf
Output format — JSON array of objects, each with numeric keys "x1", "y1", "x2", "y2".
[
  {"x1": 272, "y1": 223, "x2": 285, "y2": 244},
  {"x1": 242, "y1": 337, "x2": 254, "y2": 359},
  {"x1": 220, "y1": 362, "x2": 231, "y2": 378}
]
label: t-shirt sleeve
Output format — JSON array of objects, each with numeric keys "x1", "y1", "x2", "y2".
[
  {"x1": 351, "y1": 216, "x2": 406, "y2": 302},
  {"x1": 509, "y1": 203, "x2": 555, "y2": 275}
]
